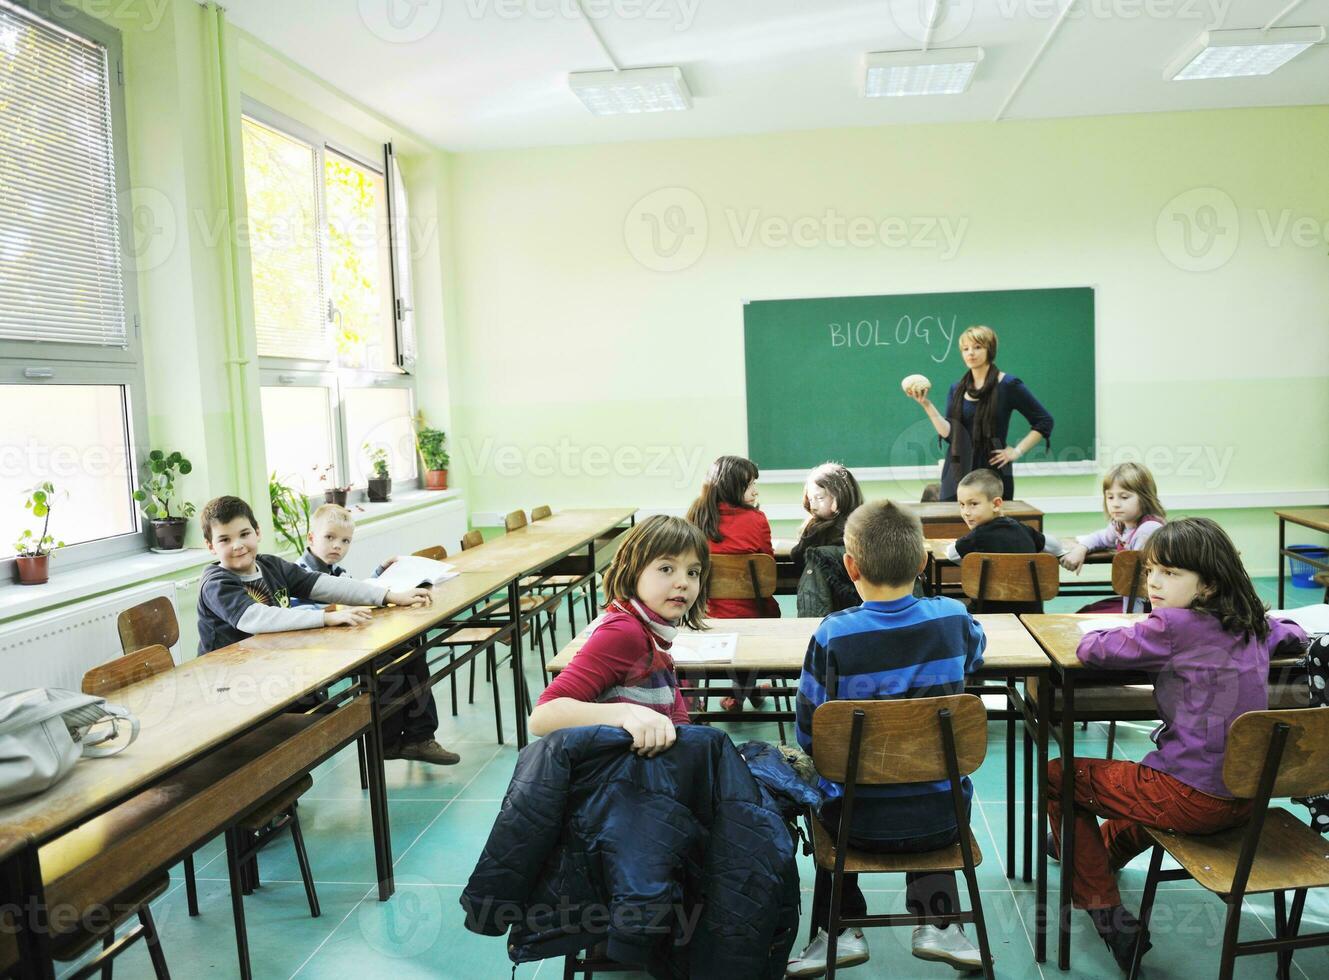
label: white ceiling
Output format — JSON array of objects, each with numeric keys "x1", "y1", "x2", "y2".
[{"x1": 224, "y1": 0, "x2": 1329, "y2": 151}]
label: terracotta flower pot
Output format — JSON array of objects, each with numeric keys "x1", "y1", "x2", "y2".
[
  {"x1": 424, "y1": 469, "x2": 448, "y2": 491},
  {"x1": 324, "y1": 489, "x2": 349, "y2": 507},
  {"x1": 149, "y1": 518, "x2": 187, "y2": 552},
  {"x1": 367, "y1": 477, "x2": 391, "y2": 503},
  {"x1": 15, "y1": 554, "x2": 49, "y2": 586}
]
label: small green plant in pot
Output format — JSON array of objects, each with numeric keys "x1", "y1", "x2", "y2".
[
  {"x1": 134, "y1": 449, "x2": 196, "y2": 551},
  {"x1": 314, "y1": 464, "x2": 352, "y2": 506},
  {"x1": 416, "y1": 421, "x2": 449, "y2": 491},
  {"x1": 13, "y1": 482, "x2": 65, "y2": 585},
  {"x1": 269, "y1": 472, "x2": 311, "y2": 554},
  {"x1": 363, "y1": 444, "x2": 392, "y2": 502}
]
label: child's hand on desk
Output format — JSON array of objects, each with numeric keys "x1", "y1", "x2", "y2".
[
  {"x1": 325, "y1": 607, "x2": 373, "y2": 627},
  {"x1": 619, "y1": 704, "x2": 675, "y2": 757},
  {"x1": 1059, "y1": 543, "x2": 1088, "y2": 573},
  {"x1": 378, "y1": 555, "x2": 400, "y2": 571},
  {"x1": 387, "y1": 587, "x2": 432, "y2": 607}
]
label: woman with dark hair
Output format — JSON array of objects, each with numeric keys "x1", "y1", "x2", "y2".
[
  {"x1": 904, "y1": 325, "x2": 1054, "y2": 501},
  {"x1": 686, "y1": 455, "x2": 779, "y2": 711}
]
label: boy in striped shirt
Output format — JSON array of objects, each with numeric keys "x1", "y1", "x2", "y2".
[{"x1": 789, "y1": 500, "x2": 987, "y2": 977}]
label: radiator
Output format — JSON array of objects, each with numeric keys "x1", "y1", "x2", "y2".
[{"x1": 0, "y1": 581, "x2": 177, "y2": 691}]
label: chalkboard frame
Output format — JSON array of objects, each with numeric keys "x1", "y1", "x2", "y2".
[{"x1": 741, "y1": 284, "x2": 1098, "y2": 482}]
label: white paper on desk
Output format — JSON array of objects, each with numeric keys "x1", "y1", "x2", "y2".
[
  {"x1": 671, "y1": 632, "x2": 737, "y2": 663},
  {"x1": 375, "y1": 556, "x2": 459, "y2": 590},
  {"x1": 1077, "y1": 618, "x2": 1134, "y2": 634},
  {"x1": 1269, "y1": 604, "x2": 1329, "y2": 637}
]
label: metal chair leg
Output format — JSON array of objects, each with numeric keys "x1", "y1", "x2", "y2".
[
  {"x1": 1128, "y1": 845, "x2": 1164, "y2": 980},
  {"x1": 101, "y1": 932, "x2": 113, "y2": 980},
  {"x1": 1105, "y1": 720, "x2": 1117, "y2": 760},
  {"x1": 139, "y1": 905, "x2": 171, "y2": 980},
  {"x1": 449, "y1": 652, "x2": 459, "y2": 716},
  {"x1": 357, "y1": 736, "x2": 369, "y2": 791},
  {"x1": 289, "y1": 805, "x2": 321, "y2": 918},
  {"x1": 224, "y1": 829, "x2": 254, "y2": 980},
  {"x1": 962, "y1": 862, "x2": 997, "y2": 980},
  {"x1": 468, "y1": 654, "x2": 478, "y2": 705},
  {"x1": 490, "y1": 648, "x2": 505, "y2": 744},
  {"x1": 183, "y1": 852, "x2": 199, "y2": 916}
]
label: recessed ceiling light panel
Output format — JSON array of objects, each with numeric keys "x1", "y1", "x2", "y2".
[
  {"x1": 1167, "y1": 27, "x2": 1325, "y2": 80},
  {"x1": 568, "y1": 66, "x2": 692, "y2": 115},
  {"x1": 864, "y1": 47, "x2": 984, "y2": 97}
]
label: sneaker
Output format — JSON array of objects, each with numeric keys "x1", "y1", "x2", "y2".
[
  {"x1": 786, "y1": 928, "x2": 869, "y2": 977},
  {"x1": 720, "y1": 697, "x2": 742, "y2": 713},
  {"x1": 749, "y1": 684, "x2": 772, "y2": 710},
  {"x1": 390, "y1": 739, "x2": 461, "y2": 766},
  {"x1": 912, "y1": 924, "x2": 985, "y2": 972},
  {"x1": 1089, "y1": 907, "x2": 1151, "y2": 973}
]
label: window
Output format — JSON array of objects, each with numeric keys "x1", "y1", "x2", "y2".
[
  {"x1": 0, "y1": 0, "x2": 146, "y2": 565},
  {"x1": 242, "y1": 104, "x2": 417, "y2": 498}
]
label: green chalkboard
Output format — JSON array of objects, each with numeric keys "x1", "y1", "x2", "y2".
[{"x1": 743, "y1": 287, "x2": 1095, "y2": 471}]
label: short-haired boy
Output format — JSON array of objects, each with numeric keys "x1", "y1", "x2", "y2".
[
  {"x1": 788, "y1": 500, "x2": 987, "y2": 977},
  {"x1": 947, "y1": 468, "x2": 1059, "y2": 560},
  {"x1": 197, "y1": 496, "x2": 459, "y2": 766}
]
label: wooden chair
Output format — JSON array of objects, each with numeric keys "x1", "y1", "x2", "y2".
[
  {"x1": 706, "y1": 553, "x2": 784, "y2": 735},
  {"x1": 959, "y1": 552, "x2": 1059, "y2": 613},
  {"x1": 1111, "y1": 550, "x2": 1145, "y2": 610},
  {"x1": 460, "y1": 529, "x2": 484, "y2": 551},
  {"x1": 524, "y1": 504, "x2": 594, "y2": 632},
  {"x1": 413, "y1": 544, "x2": 449, "y2": 562},
  {"x1": 1128, "y1": 707, "x2": 1329, "y2": 980},
  {"x1": 808, "y1": 696, "x2": 995, "y2": 980},
  {"x1": 115, "y1": 599, "x2": 320, "y2": 925}
]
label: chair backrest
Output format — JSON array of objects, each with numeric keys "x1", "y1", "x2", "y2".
[
  {"x1": 1111, "y1": 550, "x2": 1144, "y2": 604},
  {"x1": 83, "y1": 644, "x2": 175, "y2": 697},
  {"x1": 414, "y1": 545, "x2": 448, "y2": 561},
  {"x1": 505, "y1": 509, "x2": 528, "y2": 532},
  {"x1": 116, "y1": 596, "x2": 179, "y2": 656},
  {"x1": 460, "y1": 529, "x2": 484, "y2": 551},
  {"x1": 531, "y1": 505, "x2": 553, "y2": 521},
  {"x1": 811, "y1": 695, "x2": 988, "y2": 784},
  {"x1": 1223, "y1": 707, "x2": 1329, "y2": 799},
  {"x1": 960, "y1": 552, "x2": 1059, "y2": 608},
  {"x1": 708, "y1": 553, "x2": 777, "y2": 600}
]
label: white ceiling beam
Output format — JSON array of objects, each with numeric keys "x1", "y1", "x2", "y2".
[{"x1": 994, "y1": 0, "x2": 1079, "y2": 121}]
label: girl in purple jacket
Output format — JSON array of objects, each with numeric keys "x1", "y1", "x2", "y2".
[{"x1": 1047, "y1": 518, "x2": 1308, "y2": 971}]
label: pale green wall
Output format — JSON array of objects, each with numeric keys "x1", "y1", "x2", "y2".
[{"x1": 446, "y1": 108, "x2": 1329, "y2": 572}]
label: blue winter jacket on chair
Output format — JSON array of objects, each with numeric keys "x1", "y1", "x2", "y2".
[{"x1": 459, "y1": 725, "x2": 801, "y2": 978}]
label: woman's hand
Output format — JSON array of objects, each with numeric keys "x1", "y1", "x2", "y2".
[
  {"x1": 1059, "y1": 543, "x2": 1088, "y2": 573},
  {"x1": 905, "y1": 385, "x2": 933, "y2": 408},
  {"x1": 989, "y1": 446, "x2": 1022, "y2": 467}
]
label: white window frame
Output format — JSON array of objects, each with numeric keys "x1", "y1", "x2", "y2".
[
  {"x1": 0, "y1": 0, "x2": 150, "y2": 577},
  {"x1": 243, "y1": 99, "x2": 418, "y2": 499}
]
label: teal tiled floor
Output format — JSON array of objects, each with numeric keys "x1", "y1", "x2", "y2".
[{"x1": 63, "y1": 578, "x2": 1326, "y2": 978}]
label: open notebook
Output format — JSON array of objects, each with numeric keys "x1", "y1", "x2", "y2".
[
  {"x1": 375, "y1": 556, "x2": 459, "y2": 590},
  {"x1": 670, "y1": 632, "x2": 738, "y2": 663}
]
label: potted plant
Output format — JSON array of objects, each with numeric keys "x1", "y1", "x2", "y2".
[
  {"x1": 314, "y1": 464, "x2": 352, "y2": 507},
  {"x1": 13, "y1": 482, "x2": 64, "y2": 585},
  {"x1": 363, "y1": 444, "x2": 392, "y2": 502},
  {"x1": 133, "y1": 449, "x2": 196, "y2": 551},
  {"x1": 269, "y1": 472, "x2": 311, "y2": 554},
  {"x1": 416, "y1": 423, "x2": 449, "y2": 491}
]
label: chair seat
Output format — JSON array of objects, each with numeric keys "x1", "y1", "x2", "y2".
[
  {"x1": 475, "y1": 593, "x2": 559, "y2": 618},
  {"x1": 52, "y1": 873, "x2": 171, "y2": 961},
  {"x1": 238, "y1": 772, "x2": 314, "y2": 831},
  {"x1": 1146, "y1": 807, "x2": 1329, "y2": 896},
  {"x1": 811, "y1": 819, "x2": 983, "y2": 874},
  {"x1": 433, "y1": 626, "x2": 502, "y2": 646}
]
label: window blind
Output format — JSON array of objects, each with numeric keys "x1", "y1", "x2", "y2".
[{"x1": 0, "y1": 2, "x2": 127, "y2": 347}]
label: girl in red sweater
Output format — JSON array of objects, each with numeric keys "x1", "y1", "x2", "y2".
[{"x1": 686, "y1": 455, "x2": 780, "y2": 710}]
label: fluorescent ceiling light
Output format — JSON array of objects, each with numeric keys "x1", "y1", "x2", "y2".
[
  {"x1": 1167, "y1": 27, "x2": 1325, "y2": 80},
  {"x1": 864, "y1": 47, "x2": 984, "y2": 97},
  {"x1": 568, "y1": 66, "x2": 691, "y2": 115}
]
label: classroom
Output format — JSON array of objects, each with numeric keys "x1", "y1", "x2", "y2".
[{"x1": 1, "y1": 0, "x2": 1328, "y2": 978}]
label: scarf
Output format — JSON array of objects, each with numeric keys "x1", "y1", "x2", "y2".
[
  {"x1": 945, "y1": 366, "x2": 1001, "y2": 466},
  {"x1": 590, "y1": 598, "x2": 679, "y2": 661}
]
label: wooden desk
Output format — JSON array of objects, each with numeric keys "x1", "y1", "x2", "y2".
[
  {"x1": 913, "y1": 500, "x2": 1044, "y2": 539},
  {"x1": 1276, "y1": 508, "x2": 1329, "y2": 607}
]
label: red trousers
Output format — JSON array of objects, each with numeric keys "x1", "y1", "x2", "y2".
[{"x1": 1047, "y1": 758, "x2": 1251, "y2": 909}]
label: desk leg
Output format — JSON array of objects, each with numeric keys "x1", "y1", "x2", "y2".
[
  {"x1": 1005, "y1": 681, "x2": 1015, "y2": 879},
  {"x1": 1024, "y1": 702, "x2": 1033, "y2": 883},
  {"x1": 363, "y1": 668, "x2": 395, "y2": 900},
  {"x1": 1035, "y1": 675, "x2": 1050, "y2": 964},
  {"x1": 588, "y1": 541, "x2": 599, "y2": 617},
  {"x1": 1058, "y1": 675, "x2": 1076, "y2": 971},
  {"x1": 2, "y1": 845, "x2": 55, "y2": 980},
  {"x1": 510, "y1": 579, "x2": 529, "y2": 749},
  {"x1": 1278, "y1": 517, "x2": 1286, "y2": 609}
]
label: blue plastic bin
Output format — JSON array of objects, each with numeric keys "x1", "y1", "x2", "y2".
[{"x1": 1287, "y1": 544, "x2": 1329, "y2": 589}]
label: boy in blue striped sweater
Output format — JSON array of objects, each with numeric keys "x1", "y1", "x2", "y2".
[{"x1": 789, "y1": 500, "x2": 987, "y2": 977}]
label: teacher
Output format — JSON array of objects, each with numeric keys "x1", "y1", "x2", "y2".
[{"x1": 905, "y1": 324, "x2": 1054, "y2": 501}]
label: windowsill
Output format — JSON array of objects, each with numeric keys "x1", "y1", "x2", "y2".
[
  {"x1": 0, "y1": 548, "x2": 213, "y2": 624},
  {"x1": 0, "y1": 488, "x2": 465, "y2": 624},
  {"x1": 340, "y1": 487, "x2": 462, "y2": 525}
]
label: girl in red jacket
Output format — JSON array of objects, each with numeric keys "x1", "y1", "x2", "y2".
[{"x1": 686, "y1": 455, "x2": 780, "y2": 711}]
